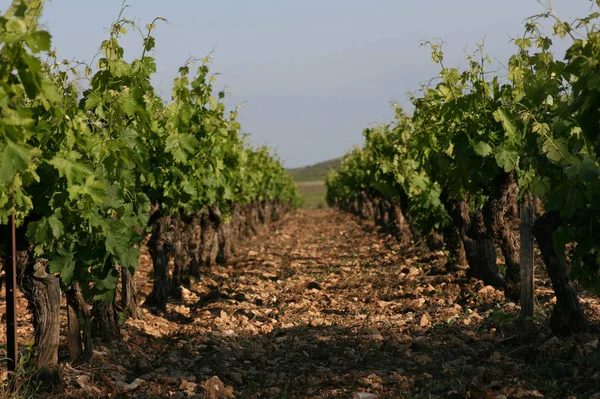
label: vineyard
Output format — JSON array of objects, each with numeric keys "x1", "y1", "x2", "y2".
[
  {"x1": 0, "y1": 0, "x2": 300, "y2": 396},
  {"x1": 327, "y1": 6, "x2": 600, "y2": 333},
  {"x1": 1, "y1": 0, "x2": 600, "y2": 398}
]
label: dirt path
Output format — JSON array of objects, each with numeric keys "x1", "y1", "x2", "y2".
[
  {"x1": 3, "y1": 208, "x2": 600, "y2": 398},
  {"x1": 125, "y1": 208, "x2": 430, "y2": 398}
]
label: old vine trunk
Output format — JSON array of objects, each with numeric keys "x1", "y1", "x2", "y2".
[
  {"x1": 66, "y1": 281, "x2": 92, "y2": 363},
  {"x1": 92, "y1": 297, "x2": 121, "y2": 342},
  {"x1": 144, "y1": 216, "x2": 172, "y2": 312},
  {"x1": 483, "y1": 171, "x2": 521, "y2": 301},
  {"x1": 448, "y1": 200, "x2": 505, "y2": 288},
  {"x1": 121, "y1": 265, "x2": 140, "y2": 319},
  {"x1": 20, "y1": 257, "x2": 62, "y2": 390},
  {"x1": 532, "y1": 211, "x2": 586, "y2": 334}
]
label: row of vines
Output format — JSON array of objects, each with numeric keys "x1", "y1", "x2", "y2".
[
  {"x1": 0, "y1": 0, "x2": 299, "y2": 391},
  {"x1": 327, "y1": 3, "x2": 600, "y2": 336}
]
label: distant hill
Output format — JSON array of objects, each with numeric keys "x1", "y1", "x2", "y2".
[
  {"x1": 287, "y1": 158, "x2": 341, "y2": 208},
  {"x1": 287, "y1": 158, "x2": 341, "y2": 183}
]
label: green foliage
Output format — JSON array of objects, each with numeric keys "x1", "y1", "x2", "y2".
[
  {"x1": 0, "y1": 0, "x2": 55, "y2": 224},
  {"x1": 0, "y1": 0, "x2": 299, "y2": 304},
  {"x1": 287, "y1": 158, "x2": 341, "y2": 183},
  {"x1": 327, "y1": 2, "x2": 600, "y2": 291},
  {"x1": 1, "y1": 342, "x2": 43, "y2": 398},
  {"x1": 236, "y1": 145, "x2": 300, "y2": 207}
]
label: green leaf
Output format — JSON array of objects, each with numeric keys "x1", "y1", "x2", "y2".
[
  {"x1": 41, "y1": 79, "x2": 61, "y2": 103},
  {"x1": 17, "y1": 62, "x2": 42, "y2": 98},
  {"x1": 25, "y1": 30, "x2": 52, "y2": 53},
  {"x1": 438, "y1": 84, "x2": 454, "y2": 101},
  {"x1": 530, "y1": 176, "x2": 551, "y2": 199},
  {"x1": 0, "y1": 145, "x2": 16, "y2": 183},
  {"x1": 532, "y1": 122, "x2": 550, "y2": 136},
  {"x1": 494, "y1": 146, "x2": 519, "y2": 172},
  {"x1": 165, "y1": 134, "x2": 198, "y2": 163},
  {"x1": 95, "y1": 267, "x2": 119, "y2": 291},
  {"x1": 105, "y1": 227, "x2": 127, "y2": 256},
  {"x1": 579, "y1": 158, "x2": 600, "y2": 183},
  {"x1": 48, "y1": 214, "x2": 64, "y2": 239},
  {"x1": 553, "y1": 21, "x2": 571, "y2": 39},
  {"x1": 493, "y1": 108, "x2": 517, "y2": 139},
  {"x1": 48, "y1": 151, "x2": 92, "y2": 184},
  {"x1": 85, "y1": 92, "x2": 102, "y2": 110},
  {"x1": 119, "y1": 92, "x2": 138, "y2": 116},
  {"x1": 5, "y1": 19, "x2": 26, "y2": 35},
  {"x1": 49, "y1": 251, "x2": 76, "y2": 285},
  {"x1": 111, "y1": 60, "x2": 131, "y2": 77},
  {"x1": 26, "y1": 214, "x2": 63, "y2": 245},
  {"x1": 473, "y1": 141, "x2": 493, "y2": 157},
  {"x1": 0, "y1": 141, "x2": 40, "y2": 183},
  {"x1": 515, "y1": 38, "x2": 532, "y2": 50},
  {"x1": 562, "y1": 188, "x2": 584, "y2": 219},
  {"x1": 93, "y1": 289, "x2": 115, "y2": 304},
  {"x1": 27, "y1": 218, "x2": 52, "y2": 245},
  {"x1": 118, "y1": 246, "x2": 140, "y2": 270},
  {"x1": 541, "y1": 137, "x2": 567, "y2": 163}
]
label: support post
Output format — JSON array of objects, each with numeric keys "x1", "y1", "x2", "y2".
[
  {"x1": 5, "y1": 193, "x2": 18, "y2": 385},
  {"x1": 520, "y1": 206, "x2": 535, "y2": 319}
]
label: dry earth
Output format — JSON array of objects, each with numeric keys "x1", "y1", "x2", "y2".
[{"x1": 2, "y1": 208, "x2": 600, "y2": 398}]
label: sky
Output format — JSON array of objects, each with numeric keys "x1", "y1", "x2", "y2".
[{"x1": 10, "y1": 0, "x2": 597, "y2": 167}]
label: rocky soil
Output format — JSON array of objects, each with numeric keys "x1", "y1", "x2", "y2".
[{"x1": 2, "y1": 208, "x2": 600, "y2": 398}]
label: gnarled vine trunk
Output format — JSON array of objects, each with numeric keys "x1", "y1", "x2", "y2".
[
  {"x1": 359, "y1": 191, "x2": 374, "y2": 220},
  {"x1": 391, "y1": 202, "x2": 413, "y2": 245},
  {"x1": 66, "y1": 281, "x2": 92, "y2": 364},
  {"x1": 271, "y1": 199, "x2": 284, "y2": 222},
  {"x1": 448, "y1": 200, "x2": 505, "y2": 288},
  {"x1": 230, "y1": 204, "x2": 243, "y2": 243},
  {"x1": 426, "y1": 229, "x2": 445, "y2": 251},
  {"x1": 200, "y1": 207, "x2": 220, "y2": 269},
  {"x1": 144, "y1": 215, "x2": 172, "y2": 312},
  {"x1": 467, "y1": 212, "x2": 505, "y2": 288},
  {"x1": 218, "y1": 222, "x2": 234, "y2": 264},
  {"x1": 443, "y1": 221, "x2": 468, "y2": 270},
  {"x1": 188, "y1": 213, "x2": 202, "y2": 279},
  {"x1": 171, "y1": 215, "x2": 195, "y2": 296},
  {"x1": 92, "y1": 297, "x2": 120, "y2": 342},
  {"x1": 444, "y1": 200, "x2": 469, "y2": 270},
  {"x1": 483, "y1": 170, "x2": 521, "y2": 301},
  {"x1": 371, "y1": 197, "x2": 381, "y2": 223},
  {"x1": 378, "y1": 200, "x2": 390, "y2": 233},
  {"x1": 258, "y1": 200, "x2": 272, "y2": 225},
  {"x1": 532, "y1": 211, "x2": 586, "y2": 334},
  {"x1": 20, "y1": 256, "x2": 62, "y2": 390},
  {"x1": 121, "y1": 265, "x2": 139, "y2": 319},
  {"x1": 170, "y1": 216, "x2": 184, "y2": 296},
  {"x1": 252, "y1": 202, "x2": 261, "y2": 230},
  {"x1": 243, "y1": 203, "x2": 259, "y2": 237}
]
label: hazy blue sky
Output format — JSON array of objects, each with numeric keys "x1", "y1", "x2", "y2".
[{"x1": 23, "y1": 1, "x2": 597, "y2": 166}]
